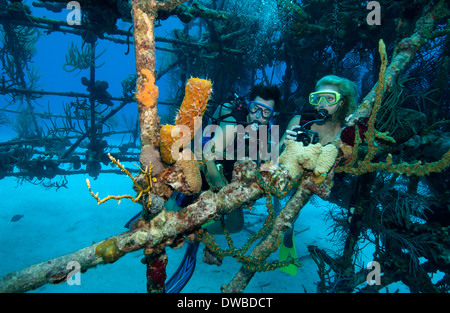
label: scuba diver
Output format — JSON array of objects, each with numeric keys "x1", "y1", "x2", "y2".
[
  {"x1": 278, "y1": 75, "x2": 359, "y2": 276},
  {"x1": 125, "y1": 83, "x2": 282, "y2": 292},
  {"x1": 201, "y1": 83, "x2": 281, "y2": 234}
]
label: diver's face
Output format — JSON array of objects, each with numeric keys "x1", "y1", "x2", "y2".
[
  {"x1": 314, "y1": 85, "x2": 343, "y2": 116},
  {"x1": 247, "y1": 96, "x2": 275, "y2": 125}
]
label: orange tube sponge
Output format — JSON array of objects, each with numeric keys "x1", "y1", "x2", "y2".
[
  {"x1": 159, "y1": 124, "x2": 191, "y2": 165},
  {"x1": 136, "y1": 69, "x2": 159, "y2": 108},
  {"x1": 175, "y1": 78, "x2": 212, "y2": 137},
  {"x1": 159, "y1": 125, "x2": 180, "y2": 165},
  {"x1": 160, "y1": 78, "x2": 212, "y2": 164}
]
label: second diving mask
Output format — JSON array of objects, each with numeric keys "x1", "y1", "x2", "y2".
[{"x1": 309, "y1": 91, "x2": 342, "y2": 106}]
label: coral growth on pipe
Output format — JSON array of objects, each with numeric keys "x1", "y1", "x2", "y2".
[
  {"x1": 279, "y1": 141, "x2": 338, "y2": 183},
  {"x1": 158, "y1": 149, "x2": 203, "y2": 195},
  {"x1": 336, "y1": 39, "x2": 450, "y2": 177},
  {"x1": 136, "y1": 68, "x2": 159, "y2": 109},
  {"x1": 222, "y1": 178, "x2": 312, "y2": 293},
  {"x1": 86, "y1": 153, "x2": 156, "y2": 209},
  {"x1": 346, "y1": 0, "x2": 448, "y2": 127}
]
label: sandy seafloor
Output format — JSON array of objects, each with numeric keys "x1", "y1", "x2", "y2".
[{"x1": 0, "y1": 170, "x2": 410, "y2": 293}]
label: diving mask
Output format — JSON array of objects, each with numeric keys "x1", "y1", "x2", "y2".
[
  {"x1": 309, "y1": 91, "x2": 342, "y2": 106},
  {"x1": 247, "y1": 101, "x2": 274, "y2": 119}
]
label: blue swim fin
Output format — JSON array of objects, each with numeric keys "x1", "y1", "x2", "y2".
[{"x1": 166, "y1": 241, "x2": 200, "y2": 293}]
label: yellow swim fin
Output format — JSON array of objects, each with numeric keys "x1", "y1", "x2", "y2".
[{"x1": 279, "y1": 228, "x2": 298, "y2": 276}]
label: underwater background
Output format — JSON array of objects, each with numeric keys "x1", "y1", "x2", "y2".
[{"x1": 0, "y1": 0, "x2": 449, "y2": 293}]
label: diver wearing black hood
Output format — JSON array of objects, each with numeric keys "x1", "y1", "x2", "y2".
[{"x1": 203, "y1": 83, "x2": 281, "y2": 233}]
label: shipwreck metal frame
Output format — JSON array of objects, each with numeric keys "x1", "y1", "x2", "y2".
[{"x1": 0, "y1": 0, "x2": 449, "y2": 293}]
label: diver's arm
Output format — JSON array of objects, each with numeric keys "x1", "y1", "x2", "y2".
[
  {"x1": 203, "y1": 104, "x2": 237, "y2": 188},
  {"x1": 203, "y1": 132, "x2": 228, "y2": 189},
  {"x1": 205, "y1": 160, "x2": 227, "y2": 189},
  {"x1": 280, "y1": 115, "x2": 301, "y2": 150}
]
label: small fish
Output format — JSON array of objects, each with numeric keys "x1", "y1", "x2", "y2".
[{"x1": 11, "y1": 214, "x2": 24, "y2": 222}]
